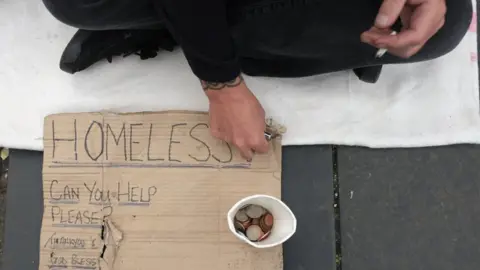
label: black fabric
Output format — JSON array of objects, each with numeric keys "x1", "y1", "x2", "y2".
[
  {"x1": 58, "y1": 28, "x2": 177, "y2": 74},
  {"x1": 156, "y1": 0, "x2": 240, "y2": 82},
  {"x1": 42, "y1": 0, "x2": 472, "y2": 82}
]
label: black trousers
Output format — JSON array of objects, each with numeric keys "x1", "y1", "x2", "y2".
[{"x1": 42, "y1": 0, "x2": 472, "y2": 78}]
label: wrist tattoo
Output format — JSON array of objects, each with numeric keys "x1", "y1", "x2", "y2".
[{"x1": 201, "y1": 75, "x2": 244, "y2": 91}]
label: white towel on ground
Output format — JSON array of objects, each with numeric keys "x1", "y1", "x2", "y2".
[{"x1": 1, "y1": 0, "x2": 479, "y2": 151}]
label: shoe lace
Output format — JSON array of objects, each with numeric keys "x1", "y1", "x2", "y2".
[{"x1": 112, "y1": 30, "x2": 176, "y2": 62}]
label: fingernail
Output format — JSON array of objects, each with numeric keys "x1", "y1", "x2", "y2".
[
  {"x1": 247, "y1": 159, "x2": 252, "y2": 163},
  {"x1": 375, "y1": 14, "x2": 389, "y2": 28}
]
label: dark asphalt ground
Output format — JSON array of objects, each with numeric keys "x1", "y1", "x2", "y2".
[{"x1": 0, "y1": 148, "x2": 8, "y2": 269}]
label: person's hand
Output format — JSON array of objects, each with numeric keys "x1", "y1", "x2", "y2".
[
  {"x1": 361, "y1": 0, "x2": 446, "y2": 58},
  {"x1": 202, "y1": 76, "x2": 269, "y2": 161}
]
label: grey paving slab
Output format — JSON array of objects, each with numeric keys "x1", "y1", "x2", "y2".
[
  {"x1": 2, "y1": 146, "x2": 336, "y2": 270},
  {"x1": 338, "y1": 145, "x2": 480, "y2": 270},
  {"x1": 3, "y1": 150, "x2": 43, "y2": 270},
  {"x1": 282, "y1": 145, "x2": 336, "y2": 270}
]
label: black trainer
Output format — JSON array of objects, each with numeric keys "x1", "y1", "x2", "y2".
[
  {"x1": 59, "y1": 28, "x2": 177, "y2": 74},
  {"x1": 353, "y1": 65, "x2": 383, "y2": 83}
]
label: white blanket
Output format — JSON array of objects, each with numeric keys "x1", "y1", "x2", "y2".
[{"x1": 1, "y1": 0, "x2": 480, "y2": 151}]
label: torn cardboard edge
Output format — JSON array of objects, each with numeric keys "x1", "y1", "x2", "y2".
[{"x1": 99, "y1": 218, "x2": 124, "y2": 270}]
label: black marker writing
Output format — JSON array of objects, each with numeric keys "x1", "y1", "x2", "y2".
[
  {"x1": 188, "y1": 123, "x2": 211, "y2": 162},
  {"x1": 117, "y1": 182, "x2": 157, "y2": 203},
  {"x1": 51, "y1": 206, "x2": 111, "y2": 225},
  {"x1": 50, "y1": 255, "x2": 68, "y2": 267},
  {"x1": 84, "y1": 181, "x2": 110, "y2": 203},
  {"x1": 84, "y1": 121, "x2": 104, "y2": 161},
  {"x1": 49, "y1": 180, "x2": 80, "y2": 201},
  {"x1": 44, "y1": 232, "x2": 87, "y2": 249},
  {"x1": 106, "y1": 123, "x2": 127, "y2": 161},
  {"x1": 212, "y1": 141, "x2": 233, "y2": 163},
  {"x1": 169, "y1": 123, "x2": 186, "y2": 162},
  {"x1": 50, "y1": 180, "x2": 60, "y2": 200},
  {"x1": 51, "y1": 120, "x2": 77, "y2": 160},
  {"x1": 51, "y1": 120, "x2": 236, "y2": 164},
  {"x1": 129, "y1": 123, "x2": 143, "y2": 161},
  {"x1": 71, "y1": 254, "x2": 97, "y2": 268},
  {"x1": 147, "y1": 123, "x2": 164, "y2": 161}
]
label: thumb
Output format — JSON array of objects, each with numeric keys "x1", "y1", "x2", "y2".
[{"x1": 375, "y1": 0, "x2": 407, "y2": 29}]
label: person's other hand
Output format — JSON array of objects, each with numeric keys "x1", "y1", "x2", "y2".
[
  {"x1": 361, "y1": 0, "x2": 446, "y2": 58},
  {"x1": 203, "y1": 76, "x2": 269, "y2": 161}
]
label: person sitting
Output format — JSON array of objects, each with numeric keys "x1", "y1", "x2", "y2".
[{"x1": 41, "y1": 0, "x2": 473, "y2": 160}]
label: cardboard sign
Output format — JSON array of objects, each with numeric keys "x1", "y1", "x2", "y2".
[{"x1": 39, "y1": 111, "x2": 283, "y2": 270}]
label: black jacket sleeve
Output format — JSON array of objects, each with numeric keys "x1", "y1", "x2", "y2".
[{"x1": 159, "y1": 0, "x2": 241, "y2": 83}]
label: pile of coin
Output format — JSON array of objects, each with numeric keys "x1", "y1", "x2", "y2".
[{"x1": 233, "y1": 204, "x2": 274, "y2": 242}]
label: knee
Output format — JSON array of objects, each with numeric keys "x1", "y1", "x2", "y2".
[
  {"x1": 420, "y1": 0, "x2": 473, "y2": 60},
  {"x1": 42, "y1": 0, "x2": 104, "y2": 30}
]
